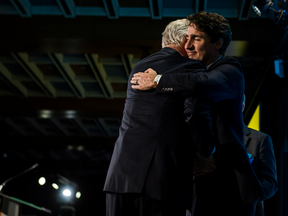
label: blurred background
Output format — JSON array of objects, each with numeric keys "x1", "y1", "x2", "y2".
[{"x1": 0, "y1": 0, "x2": 287, "y2": 215}]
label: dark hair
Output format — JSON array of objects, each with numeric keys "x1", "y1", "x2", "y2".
[{"x1": 187, "y1": 11, "x2": 232, "y2": 56}]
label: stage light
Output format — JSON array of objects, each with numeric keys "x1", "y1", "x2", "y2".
[
  {"x1": 52, "y1": 183, "x2": 59, "y2": 189},
  {"x1": 252, "y1": 0, "x2": 273, "y2": 16},
  {"x1": 252, "y1": 0, "x2": 288, "y2": 27},
  {"x1": 67, "y1": 145, "x2": 74, "y2": 150},
  {"x1": 65, "y1": 110, "x2": 76, "y2": 118},
  {"x1": 77, "y1": 145, "x2": 84, "y2": 151},
  {"x1": 38, "y1": 177, "x2": 46, "y2": 185},
  {"x1": 75, "y1": 192, "x2": 81, "y2": 199},
  {"x1": 63, "y1": 189, "x2": 72, "y2": 197},
  {"x1": 39, "y1": 110, "x2": 52, "y2": 118}
]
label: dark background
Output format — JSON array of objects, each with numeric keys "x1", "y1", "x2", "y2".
[{"x1": 0, "y1": 0, "x2": 287, "y2": 216}]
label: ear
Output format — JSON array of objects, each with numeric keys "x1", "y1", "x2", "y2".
[{"x1": 215, "y1": 38, "x2": 224, "y2": 50}]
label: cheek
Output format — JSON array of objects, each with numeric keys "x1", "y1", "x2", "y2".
[
  {"x1": 195, "y1": 44, "x2": 202, "y2": 52},
  {"x1": 199, "y1": 47, "x2": 206, "y2": 56}
]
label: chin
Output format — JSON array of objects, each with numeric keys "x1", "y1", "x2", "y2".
[{"x1": 188, "y1": 56, "x2": 198, "y2": 60}]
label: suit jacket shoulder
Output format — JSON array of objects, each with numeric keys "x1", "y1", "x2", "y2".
[
  {"x1": 245, "y1": 126, "x2": 269, "y2": 142},
  {"x1": 244, "y1": 125, "x2": 278, "y2": 200},
  {"x1": 209, "y1": 56, "x2": 242, "y2": 72}
]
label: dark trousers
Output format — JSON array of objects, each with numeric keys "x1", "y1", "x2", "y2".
[
  {"x1": 106, "y1": 193, "x2": 186, "y2": 216},
  {"x1": 193, "y1": 171, "x2": 243, "y2": 216}
]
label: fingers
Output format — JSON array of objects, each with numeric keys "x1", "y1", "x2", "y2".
[
  {"x1": 133, "y1": 72, "x2": 144, "y2": 77},
  {"x1": 131, "y1": 76, "x2": 138, "y2": 83},
  {"x1": 144, "y1": 68, "x2": 152, "y2": 73},
  {"x1": 131, "y1": 85, "x2": 140, "y2": 90},
  {"x1": 130, "y1": 71, "x2": 155, "y2": 90},
  {"x1": 144, "y1": 68, "x2": 157, "y2": 74}
]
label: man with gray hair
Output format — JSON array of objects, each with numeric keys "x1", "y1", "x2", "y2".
[{"x1": 103, "y1": 19, "x2": 215, "y2": 216}]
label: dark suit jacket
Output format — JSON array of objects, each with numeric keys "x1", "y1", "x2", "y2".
[
  {"x1": 243, "y1": 125, "x2": 278, "y2": 216},
  {"x1": 103, "y1": 47, "x2": 215, "y2": 207},
  {"x1": 156, "y1": 57, "x2": 264, "y2": 213}
]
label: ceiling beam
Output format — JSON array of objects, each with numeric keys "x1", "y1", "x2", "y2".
[
  {"x1": 0, "y1": 2, "x2": 279, "y2": 19},
  {"x1": 5, "y1": 117, "x2": 26, "y2": 136},
  {"x1": 71, "y1": 119, "x2": 90, "y2": 137},
  {"x1": 55, "y1": 0, "x2": 75, "y2": 18},
  {"x1": 11, "y1": 52, "x2": 55, "y2": 97},
  {"x1": 0, "y1": 63, "x2": 28, "y2": 97},
  {"x1": 32, "y1": 5, "x2": 62, "y2": 15},
  {"x1": 48, "y1": 53, "x2": 85, "y2": 98},
  {"x1": 24, "y1": 117, "x2": 48, "y2": 136},
  {"x1": 9, "y1": 0, "x2": 31, "y2": 17},
  {"x1": 97, "y1": 117, "x2": 120, "y2": 137},
  {"x1": 194, "y1": 0, "x2": 207, "y2": 13},
  {"x1": 120, "y1": 54, "x2": 133, "y2": 79},
  {"x1": 75, "y1": 7, "x2": 106, "y2": 16},
  {"x1": 119, "y1": 7, "x2": 150, "y2": 17},
  {"x1": 102, "y1": 0, "x2": 119, "y2": 19},
  {"x1": 49, "y1": 119, "x2": 70, "y2": 137},
  {"x1": 85, "y1": 54, "x2": 114, "y2": 99},
  {"x1": 93, "y1": 118, "x2": 109, "y2": 137},
  {"x1": 17, "y1": 52, "x2": 57, "y2": 98},
  {"x1": 149, "y1": 0, "x2": 162, "y2": 19},
  {"x1": 238, "y1": 0, "x2": 254, "y2": 20},
  {"x1": 0, "y1": 5, "x2": 18, "y2": 15}
]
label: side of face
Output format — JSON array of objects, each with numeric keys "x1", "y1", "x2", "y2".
[
  {"x1": 185, "y1": 24, "x2": 221, "y2": 66},
  {"x1": 178, "y1": 38, "x2": 188, "y2": 57}
]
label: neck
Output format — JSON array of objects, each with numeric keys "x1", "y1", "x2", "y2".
[{"x1": 166, "y1": 45, "x2": 187, "y2": 57}]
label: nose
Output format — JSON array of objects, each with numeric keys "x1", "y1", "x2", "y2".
[{"x1": 185, "y1": 39, "x2": 194, "y2": 50}]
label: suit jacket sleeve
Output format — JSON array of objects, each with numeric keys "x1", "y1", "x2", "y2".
[
  {"x1": 156, "y1": 58, "x2": 243, "y2": 103},
  {"x1": 257, "y1": 135, "x2": 278, "y2": 200}
]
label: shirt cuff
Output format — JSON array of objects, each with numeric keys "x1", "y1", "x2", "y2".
[{"x1": 153, "y1": 74, "x2": 162, "y2": 85}]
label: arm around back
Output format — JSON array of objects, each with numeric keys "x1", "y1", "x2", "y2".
[{"x1": 156, "y1": 57, "x2": 243, "y2": 103}]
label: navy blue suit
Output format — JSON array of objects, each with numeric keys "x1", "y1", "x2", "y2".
[
  {"x1": 156, "y1": 57, "x2": 264, "y2": 215},
  {"x1": 104, "y1": 47, "x2": 215, "y2": 212}
]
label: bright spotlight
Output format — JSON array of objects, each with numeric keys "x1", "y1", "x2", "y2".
[
  {"x1": 63, "y1": 189, "x2": 72, "y2": 197},
  {"x1": 39, "y1": 110, "x2": 52, "y2": 118},
  {"x1": 252, "y1": 0, "x2": 273, "y2": 17},
  {"x1": 75, "y1": 192, "x2": 81, "y2": 199},
  {"x1": 77, "y1": 145, "x2": 84, "y2": 151},
  {"x1": 52, "y1": 183, "x2": 59, "y2": 190},
  {"x1": 38, "y1": 177, "x2": 46, "y2": 186}
]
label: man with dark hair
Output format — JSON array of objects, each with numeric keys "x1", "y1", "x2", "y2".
[
  {"x1": 131, "y1": 11, "x2": 264, "y2": 215},
  {"x1": 185, "y1": 11, "x2": 231, "y2": 61},
  {"x1": 104, "y1": 19, "x2": 215, "y2": 216}
]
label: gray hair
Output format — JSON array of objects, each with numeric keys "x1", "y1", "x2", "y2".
[{"x1": 162, "y1": 19, "x2": 189, "y2": 48}]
